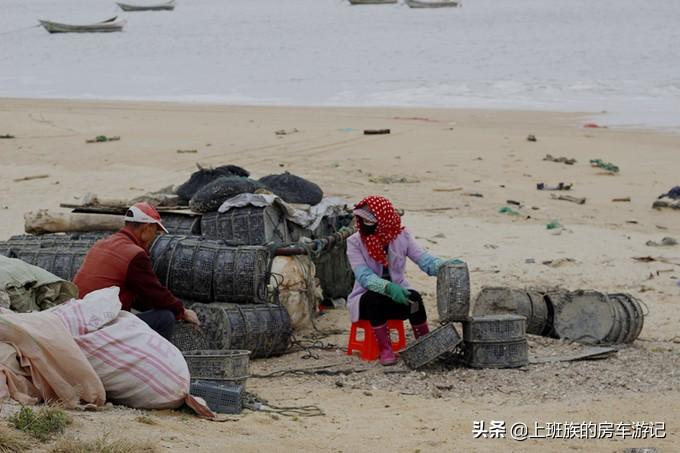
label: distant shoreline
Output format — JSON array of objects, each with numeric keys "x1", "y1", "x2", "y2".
[{"x1": 3, "y1": 96, "x2": 678, "y2": 135}]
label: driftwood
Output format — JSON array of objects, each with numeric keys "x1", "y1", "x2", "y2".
[
  {"x1": 25, "y1": 210, "x2": 124, "y2": 235},
  {"x1": 80, "y1": 193, "x2": 130, "y2": 208},
  {"x1": 13, "y1": 174, "x2": 49, "y2": 182},
  {"x1": 551, "y1": 194, "x2": 586, "y2": 205},
  {"x1": 433, "y1": 187, "x2": 463, "y2": 192}
]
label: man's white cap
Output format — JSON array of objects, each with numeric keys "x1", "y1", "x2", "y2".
[{"x1": 124, "y1": 202, "x2": 169, "y2": 233}]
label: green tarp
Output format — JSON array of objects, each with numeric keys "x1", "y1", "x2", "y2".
[{"x1": 0, "y1": 255, "x2": 78, "y2": 312}]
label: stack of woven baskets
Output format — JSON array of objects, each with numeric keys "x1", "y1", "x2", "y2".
[
  {"x1": 183, "y1": 349, "x2": 249, "y2": 414},
  {"x1": 399, "y1": 264, "x2": 646, "y2": 370}
]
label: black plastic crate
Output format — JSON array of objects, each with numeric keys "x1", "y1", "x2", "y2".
[{"x1": 190, "y1": 380, "x2": 244, "y2": 414}]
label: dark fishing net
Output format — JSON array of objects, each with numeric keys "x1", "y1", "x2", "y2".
[
  {"x1": 189, "y1": 176, "x2": 263, "y2": 213},
  {"x1": 258, "y1": 172, "x2": 323, "y2": 205},
  {"x1": 176, "y1": 164, "x2": 250, "y2": 201}
]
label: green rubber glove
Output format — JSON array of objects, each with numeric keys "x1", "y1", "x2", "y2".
[
  {"x1": 445, "y1": 258, "x2": 465, "y2": 266},
  {"x1": 385, "y1": 282, "x2": 411, "y2": 305}
]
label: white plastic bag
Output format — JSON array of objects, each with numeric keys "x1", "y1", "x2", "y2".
[{"x1": 270, "y1": 256, "x2": 322, "y2": 331}]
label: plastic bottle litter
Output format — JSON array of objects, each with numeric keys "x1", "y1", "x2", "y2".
[
  {"x1": 498, "y1": 207, "x2": 520, "y2": 216},
  {"x1": 590, "y1": 159, "x2": 620, "y2": 173},
  {"x1": 546, "y1": 220, "x2": 562, "y2": 230}
]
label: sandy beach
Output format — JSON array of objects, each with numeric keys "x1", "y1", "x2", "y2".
[{"x1": 1, "y1": 98, "x2": 679, "y2": 452}]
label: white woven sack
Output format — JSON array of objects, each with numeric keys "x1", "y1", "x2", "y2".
[{"x1": 51, "y1": 287, "x2": 190, "y2": 409}]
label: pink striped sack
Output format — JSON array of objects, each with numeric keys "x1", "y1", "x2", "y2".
[{"x1": 50, "y1": 287, "x2": 190, "y2": 409}]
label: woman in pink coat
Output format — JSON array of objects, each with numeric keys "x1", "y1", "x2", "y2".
[{"x1": 346, "y1": 195, "x2": 464, "y2": 365}]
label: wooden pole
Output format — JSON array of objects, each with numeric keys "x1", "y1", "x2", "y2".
[{"x1": 24, "y1": 210, "x2": 124, "y2": 235}]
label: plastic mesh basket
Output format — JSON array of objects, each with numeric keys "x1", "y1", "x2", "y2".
[
  {"x1": 400, "y1": 323, "x2": 462, "y2": 370},
  {"x1": 463, "y1": 314, "x2": 526, "y2": 343},
  {"x1": 608, "y1": 293, "x2": 644, "y2": 344},
  {"x1": 172, "y1": 322, "x2": 210, "y2": 352},
  {"x1": 526, "y1": 291, "x2": 549, "y2": 335},
  {"x1": 436, "y1": 263, "x2": 471, "y2": 322},
  {"x1": 190, "y1": 380, "x2": 244, "y2": 414},
  {"x1": 464, "y1": 339, "x2": 528, "y2": 368},
  {"x1": 183, "y1": 349, "x2": 249, "y2": 385}
]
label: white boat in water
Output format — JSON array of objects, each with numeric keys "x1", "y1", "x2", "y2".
[
  {"x1": 348, "y1": 0, "x2": 398, "y2": 5},
  {"x1": 39, "y1": 16, "x2": 126, "y2": 33},
  {"x1": 117, "y1": 0, "x2": 175, "y2": 12},
  {"x1": 405, "y1": 0, "x2": 460, "y2": 8}
]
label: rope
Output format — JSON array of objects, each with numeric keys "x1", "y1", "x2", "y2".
[
  {"x1": 250, "y1": 362, "x2": 369, "y2": 378},
  {"x1": 244, "y1": 392, "x2": 324, "y2": 418},
  {"x1": 288, "y1": 335, "x2": 342, "y2": 360},
  {"x1": 0, "y1": 24, "x2": 41, "y2": 36}
]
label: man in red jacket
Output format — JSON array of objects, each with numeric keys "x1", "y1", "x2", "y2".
[{"x1": 74, "y1": 202, "x2": 199, "y2": 339}]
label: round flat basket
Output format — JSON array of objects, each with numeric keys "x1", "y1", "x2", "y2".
[
  {"x1": 609, "y1": 293, "x2": 644, "y2": 343},
  {"x1": 464, "y1": 339, "x2": 528, "y2": 369},
  {"x1": 472, "y1": 287, "x2": 531, "y2": 316},
  {"x1": 603, "y1": 294, "x2": 624, "y2": 344},
  {"x1": 436, "y1": 263, "x2": 470, "y2": 322},
  {"x1": 526, "y1": 291, "x2": 548, "y2": 335},
  {"x1": 183, "y1": 349, "x2": 250, "y2": 385},
  {"x1": 625, "y1": 294, "x2": 645, "y2": 342},
  {"x1": 172, "y1": 322, "x2": 210, "y2": 352},
  {"x1": 552, "y1": 290, "x2": 615, "y2": 344},
  {"x1": 611, "y1": 294, "x2": 634, "y2": 344},
  {"x1": 400, "y1": 323, "x2": 462, "y2": 370},
  {"x1": 463, "y1": 314, "x2": 526, "y2": 343}
]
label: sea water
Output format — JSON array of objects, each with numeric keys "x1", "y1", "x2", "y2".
[{"x1": 1, "y1": 0, "x2": 678, "y2": 130}]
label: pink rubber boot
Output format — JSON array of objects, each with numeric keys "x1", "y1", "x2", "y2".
[
  {"x1": 372, "y1": 323, "x2": 397, "y2": 366},
  {"x1": 411, "y1": 321, "x2": 430, "y2": 339}
]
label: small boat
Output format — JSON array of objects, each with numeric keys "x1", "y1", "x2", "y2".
[
  {"x1": 348, "y1": 0, "x2": 397, "y2": 5},
  {"x1": 405, "y1": 0, "x2": 460, "y2": 8},
  {"x1": 39, "y1": 16, "x2": 126, "y2": 33},
  {"x1": 116, "y1": 0, "x2": 175, "y2": 12}
]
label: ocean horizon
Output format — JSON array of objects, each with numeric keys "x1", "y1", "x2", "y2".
[{"x1": 2, "y1": 0, "x2": 679, "y2": 130}]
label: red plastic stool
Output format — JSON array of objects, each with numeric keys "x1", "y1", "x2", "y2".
[{"x1": 346, "y1": 319, "x2": 407, "y2": 361}]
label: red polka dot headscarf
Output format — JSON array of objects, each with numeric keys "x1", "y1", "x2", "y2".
[{"x1": 354, "y1": 195, "x2": 403, "y2": 266}]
